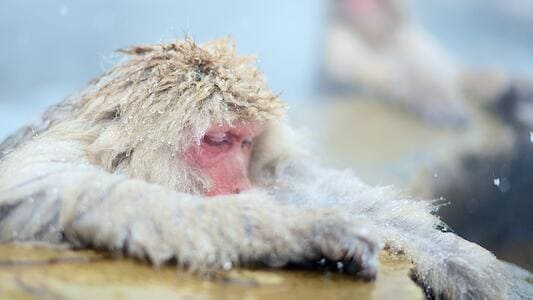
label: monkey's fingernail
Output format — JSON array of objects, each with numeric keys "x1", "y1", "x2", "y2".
[{"x1": 357, "y1": 268, "x2": 377, "y2": 281}]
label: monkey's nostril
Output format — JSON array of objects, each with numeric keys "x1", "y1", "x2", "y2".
[{"x1": 234, "y1": 188, "x2": 241, "y2": 194}]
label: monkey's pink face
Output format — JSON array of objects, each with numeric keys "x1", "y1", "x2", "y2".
[
  {"x1": 183, "y1": 122, "x2": 263, "y2": 196},
  {"x1": 339, "y1": 0, "x2": 387, "y2": 28}
]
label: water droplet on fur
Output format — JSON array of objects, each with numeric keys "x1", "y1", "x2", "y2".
[
  {"x1": 214, "y1": 94, "x2": 224, "y2": 101},
  {"x1": 336, "y1": 262, "x2": 344, "y2": 270},
  {"x1": 493, "y1": 178, "x2": 500, "y2": 187},
  {"x1": 530, "y1": 131, "x2": 533, "y2": 143}
]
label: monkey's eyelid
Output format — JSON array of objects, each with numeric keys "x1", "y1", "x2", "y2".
[
  {"x1": 204, "y1": 133, "x2": 228, "y2": 143},
  {"x1": 202, "y1": 134, "x2": 231, "y2": 146}
]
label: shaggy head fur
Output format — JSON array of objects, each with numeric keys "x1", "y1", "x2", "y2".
[
  {"x1": 0, "y1": 37, "x2": 530, "y2": 300},
  {"x1": 48, "y1": 38, "x2": 286, "y2": 194}
]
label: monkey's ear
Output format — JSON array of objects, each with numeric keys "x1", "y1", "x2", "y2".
[
  {"x1": 249, "y1": 122, "x2": 309, "y2": 185},
  {"x1": 86, "y1": 127, "x2": 133, "y2": 172}
]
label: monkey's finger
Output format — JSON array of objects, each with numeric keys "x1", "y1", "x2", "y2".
[{"x1": 341, "y1": 237, "x2": 378, "y2": 281}]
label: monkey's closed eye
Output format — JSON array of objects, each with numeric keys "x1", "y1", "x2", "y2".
[{"x1": 202, "y1": 133, "x2": 231, "y2": 148}]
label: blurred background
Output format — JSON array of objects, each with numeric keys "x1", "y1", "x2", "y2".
[{"x1": 0, "y1": 0, "x2": 532, "y2": 270}]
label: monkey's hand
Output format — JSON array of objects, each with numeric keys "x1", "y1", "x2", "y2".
[
  {"x1": 71, "y1": 186, "x2": 380, "y2": 280},
  {"x1": 0, "y1": 168, "x2": 379, "y2": 280},
  {"x1": 272, "y1": 163, "x2": 532, "y2": 298},
  {"x1": 230, "y1": 202, "x2": 381, "y2": 280}
]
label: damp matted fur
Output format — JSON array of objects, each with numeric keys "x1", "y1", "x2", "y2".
[{"x1": 0, "y1": 38, "x2": 531, "y2": 300}]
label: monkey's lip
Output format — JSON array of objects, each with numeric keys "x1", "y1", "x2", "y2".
[{"x1": 206, "y1": 189, "x2": 244, "y2": 197}]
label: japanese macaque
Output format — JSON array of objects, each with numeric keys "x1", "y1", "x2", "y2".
[
  {"x1": 0, "y1": 39, "x2": 531, "y2": 299},
  {"x1": 322, "y1": 0, "x2": 469, "y2": 125}
]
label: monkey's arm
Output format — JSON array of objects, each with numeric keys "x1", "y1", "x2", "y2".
[
  {"x1": 273, "y1": 162, "x2": 531, "y2": 299},
  {"x1": 0, "y1": 141, "x2": 378, "y2": 277}
]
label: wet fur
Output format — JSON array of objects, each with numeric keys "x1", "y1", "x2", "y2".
[{"x1": 0, "y1": 38, "x2": 530, "y2": 299}]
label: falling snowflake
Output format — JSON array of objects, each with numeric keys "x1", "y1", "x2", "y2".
[{"x1": 493, "y1": 178, "x2": 500, "y2": 187}]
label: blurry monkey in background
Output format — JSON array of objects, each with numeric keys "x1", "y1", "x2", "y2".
[{"x1": 322, "y1": 0, "x2": 469, "y2": 125}]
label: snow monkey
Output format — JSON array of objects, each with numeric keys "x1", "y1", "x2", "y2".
[
  {"x1": 323, "y1": 0, "x2": 469, "y2": 125},
  {"x1": 0, "y1": 39, "x2": 531, "y2": 299}
]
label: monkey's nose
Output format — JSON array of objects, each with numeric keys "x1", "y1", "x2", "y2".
[{"x1": 233, "y1": 178, "x2": 251, "y2": 194}]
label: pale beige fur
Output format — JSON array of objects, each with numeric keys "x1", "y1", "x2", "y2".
[{"x1": 0, "y1": 38, "x2": 530, "y2": 299}]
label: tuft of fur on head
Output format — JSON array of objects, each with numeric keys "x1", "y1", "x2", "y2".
[{"x1": 48, "y1": 38, "x2": 286, "y2": 194}]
